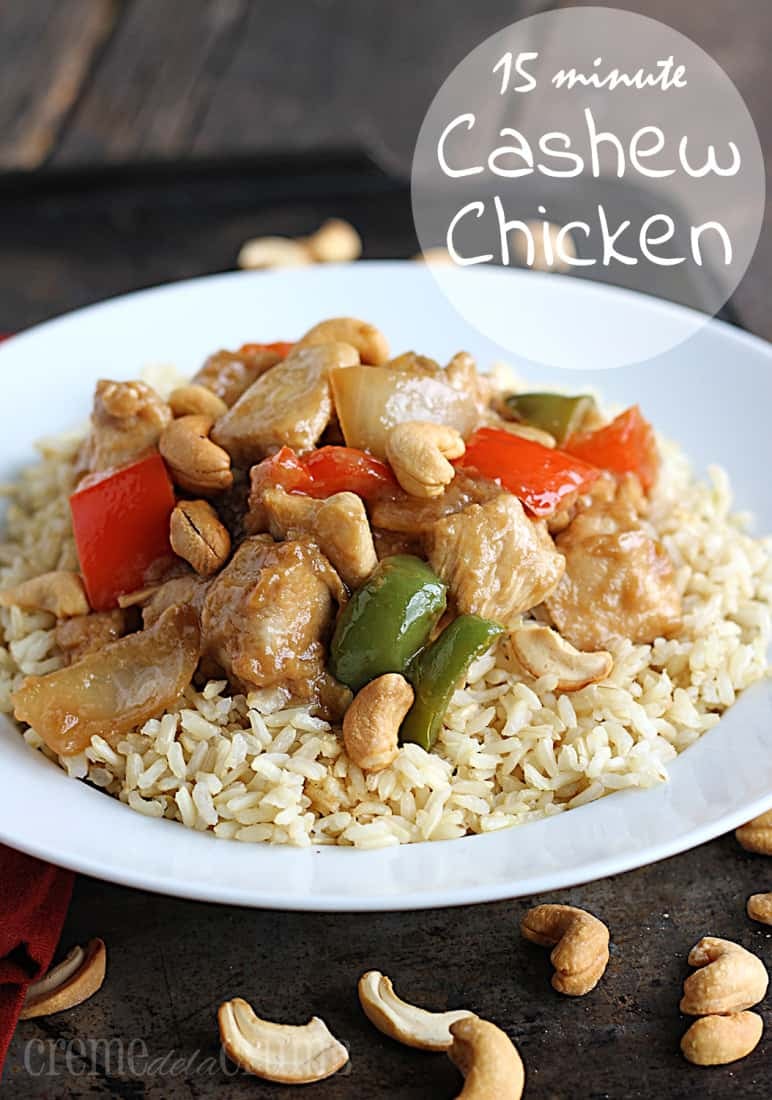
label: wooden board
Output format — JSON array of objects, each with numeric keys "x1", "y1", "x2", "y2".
[{"x1": 0, "y1": 0, "x2": 118, "y2": 168}]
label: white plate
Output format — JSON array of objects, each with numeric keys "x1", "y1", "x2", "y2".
[{"x1": 1, "y1": 262, "x2": 770, "y2": 911}]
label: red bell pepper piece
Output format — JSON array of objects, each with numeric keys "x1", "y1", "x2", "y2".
[
  {"x1": 70, "y1": 452, "x2": 176, "y2": 611},
  {"x1": 250, "y1": 445, "x2": 396, "y2": 502},
  {"x1": 250, "y1": 446, "x2": 315, "y2": 497},
  {"x1": 239, "y1": 341, "x2": 294, "y2": 359},
  {"x1": 456, "y1": 427, "x2": 600, "y2": 517},
  {"x1": 303, "y1": 446, "x2": 397, "y2": 500},
  {"x1": 563, "y1": 405, "x2": 659, "y2": 493}
]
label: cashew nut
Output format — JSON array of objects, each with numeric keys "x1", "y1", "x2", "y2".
[
  {"x1": 20, "y1": 939, "x2": 106, "y2": 1020},
  {"x1": 358, "y1": 971, "x2": 474, "y2": 1051},
  {"x1": 297, "y1": 316, "x2": 388, "y2": 365},
  {"x1": 261, "y1": 486, "x2": 377, "y2": 589},
  {"x1": 217, "y1": 997, "x2": 348, "y2": 1084},
  {"x1": 508, "y1": 623, "x2": 613, "y2": 691},
  {"x1": 159, "y1": 414, "x2": 233, "y2": 495},
  {"x1": 521, "y1": 904, "x2": 610, "y2": 996},
  {"x1": 680, "y1": 937, "x2": 768, "y2": 1016},
  {"x1": 386, "y1": 420, "x2": 465, "y2": 499},
  {"x1": 736, "y1": 809, "x2": 772, "y2": 855},
  {"x1": 168, "y1": 383, "x2": 228, "y2": 421},
  {"x1": 170, "y1": 500, "x2": 231, "y2": 576},
  {"x1": 681, "y1": 1012, "x2": 763, "y2": 1066},
  {"x1": 343, "y1": 673, "x2": 414, "y2": 772},
  {"x1": 304, "y1": 218, "x2": 362, "y2": 263},
  {"x1": 448, "y1": 1017, "x2": 525, "y2": 1100},
  {"x1": 237, "y1": 236, "x2": 313, "y2": 270},
  {"x1": 0, "y1": 571, "x2": 90, "y2": 619},
  {"x1": 747, "y1": 892, "x2": 772, "y2": 925}
]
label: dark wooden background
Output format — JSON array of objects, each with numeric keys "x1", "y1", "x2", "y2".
[
  {"x1": 1, "y1": 2, "x2": 770, "y2": 1097},
  {"x1": 0, "y1": 0, "x2": 770, "y2": 338}
]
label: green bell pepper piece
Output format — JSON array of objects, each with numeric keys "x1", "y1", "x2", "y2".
[
  {"x1": 505, "y1": 392, "x2": 597, "y2": 444},
  {"x1": 400, "y1": 614, "x2": 504, "y2": 751},
  {"x1": 329, "y1": 555, "x2": 447, "y2": 692}
]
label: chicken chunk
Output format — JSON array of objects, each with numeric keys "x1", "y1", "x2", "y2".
[
  {"x1": 141, "y1": 574, "x2": 211, "y2": 629},
  {"x1": 192, "y1": 347, "x2": 282, "y2": 407},
  {"x1": 55, "y1": 609, "x2": 128, "y2": 664},
  {"x1": 260, "y1": 486, "x2": 377, "y2": 589},
  {"x1": 425, "y1": 494, "x2": 565, "y2": 626},
  {"x1": 200, "y1": 535, "x2": 344, "y2": 700},
  {"x1": 545, "y1": 471, "x2": 630, "y2": 535},
  {"x1": 383, "y1": 349, "x2": 491, "y2": 416},
  {"x1": 211, "y1": 343, "x2": 358, "y2": 465},
  {"x1": 562, "y1": 473, "x2": 646, "y2": 541},
  {"x1": 370, "y1": 471, "x2": 501, "y2": 535},
  {"x1": 84, "y1": 380, "x2": 171, "y2": 473},
  {"x1": 371, "y1": 528, "x2": 425, "y2": 561},
  {"x1": 544, "y1": 476, "x2": 681, "y2": 649}
]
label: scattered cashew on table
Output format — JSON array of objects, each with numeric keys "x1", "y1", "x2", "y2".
[
  {"x1": 217, "y1": 997, "x2": 349, "y2": 1084},
  {"x1": 747, "y1": 892, "x2": 772, "y2": 925},
  {"x1": 19, "y1": 939, "x2": 106, "y2": 1020},
  {"x1": 736, "y1": 808, "x2": 772, "y2": 855},
  {"x1": 679, "y1": 937, "x2": 769, "y2": 1066},
  {"x1": 237, "y1": 217, "x2": 362, "y2": 270},
  {"x1": 357, "y1": 971, "x2": 525, "y2": 1100},
  {"x1": 358, "y1": 970, "x2": 473, "y2": 1051},
  {"x1": 520, "y1": 903, "x2": 610, "y2": 995},
  {"x1": 736, "y1": 805, "x2": 772, "y2": 925},
  {"x1": 18, "y1": 881, "x2": 771, "y2": 1088},
  {"x1": 449, "y1": 1016, "x2": 526, "y2": 1100}
]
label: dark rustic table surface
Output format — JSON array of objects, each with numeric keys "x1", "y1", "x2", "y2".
[{"x1": 1, "y1": 2, "x2": 771, "y2": 1097}]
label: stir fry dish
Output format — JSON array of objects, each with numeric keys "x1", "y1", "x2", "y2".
[{"x1": 1, "y1": 317, "x2": 769, "y2": 847}]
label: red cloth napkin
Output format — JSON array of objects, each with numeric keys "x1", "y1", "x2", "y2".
[{"x1": 0, "y1": 847, "x2": 74, "y2": 1073}]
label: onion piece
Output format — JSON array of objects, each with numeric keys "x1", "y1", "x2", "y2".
[
  {"x1": 330, "y1": 365, "x2": 479, "y2": 459},
  {"x1": 12, "y1": 605, "x2": 200, "y2": 756}
]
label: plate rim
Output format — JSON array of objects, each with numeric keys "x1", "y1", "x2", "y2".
[
  {"x1": 0, "y1": 747, "x2": 770, "y2": 912},
  {"x1": 6, "y1": 260, "x2": 772, "y2": 365}
]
